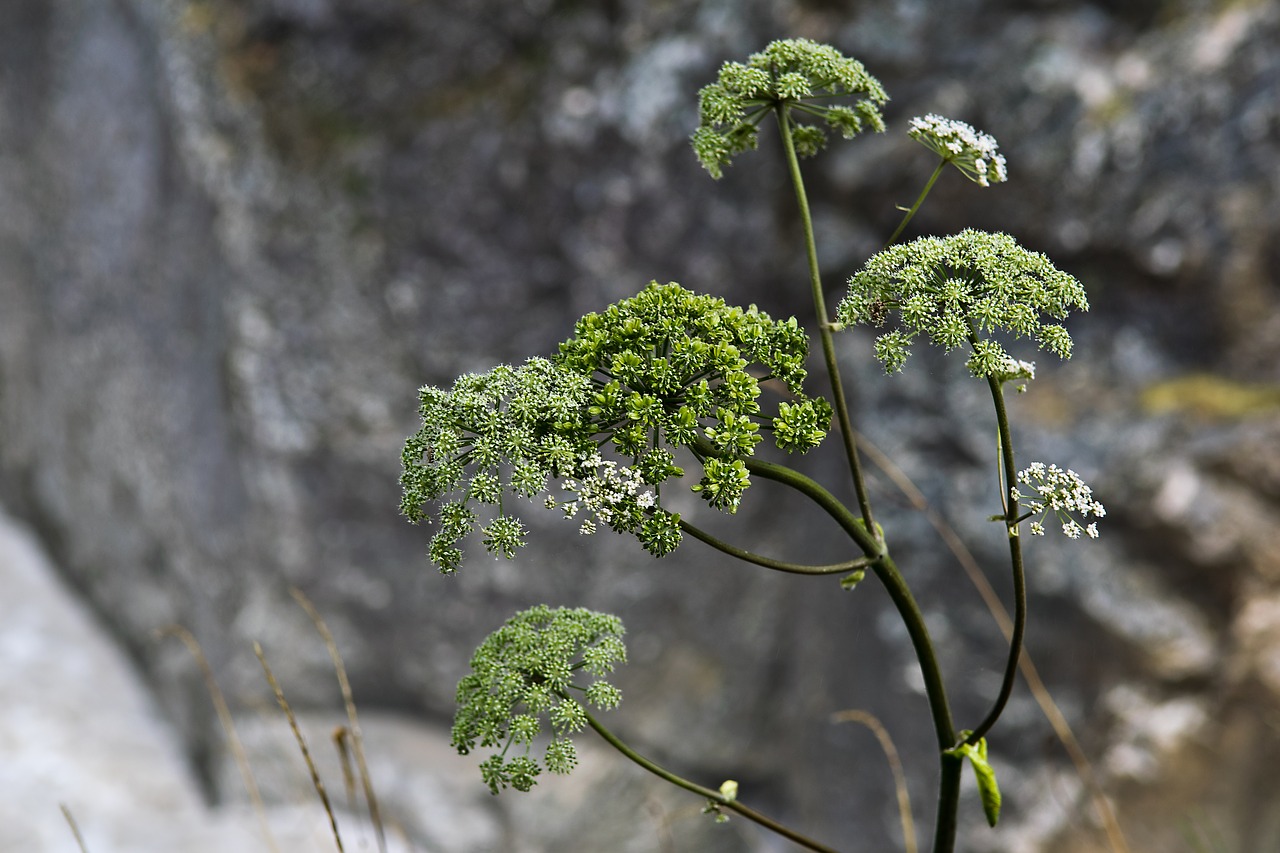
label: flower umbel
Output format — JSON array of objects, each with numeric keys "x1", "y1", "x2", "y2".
[
  {"x1": 692, "y1": 38, "x2": 888, "y2": 178},
  {"x1": 399, "y1": 358, "x2": 596, "y2": 573},
  {"x1": 557, "y1": 281, "x2": 831, "y2": 522},
  {"x1": 909, "y1": 114, "x2": 1008, "y2": 187},
  {"x1": 1013, "y1": 462, "x2": 1105, "y2": 539},
  {"x1": 838, "y1": 229, "x2": 1089, "y2": 377},
  {"x1": 452, "y1": 606, "x2": 626, "y2": 794}
]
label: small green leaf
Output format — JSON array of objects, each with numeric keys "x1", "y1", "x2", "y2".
[
  {"x1": 839, "y1": 569, "x2": 866, "y2": 590},
  {"x1": 947, "y1": 733, "x2": 1002, "y2": 827}
]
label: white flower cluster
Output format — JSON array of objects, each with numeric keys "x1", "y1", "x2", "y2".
[
  {"x1": 555, "y1": 453, "x2": 656, "y2": 535},
  {"x1": 908, "y1": 114, "x2": 1008, "y2": 187},
  {"x1": 1014, "y1": 462, "x2": 1105, "y2": 540}
]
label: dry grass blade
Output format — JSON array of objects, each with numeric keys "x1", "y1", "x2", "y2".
[
  {"x1": 291, "y1": 586, "x2": 388, "y2": 853},
  {"x1": 855, "y1": 431, "x2": 1132, "y2": 853},
  {"x1": 254, "y1": 641, "x2": 345, "y2": 853},
  {"x1": 157, "y1": 625, "x2": 278, "y2": 853},
  {"x1": 643, "y1": 794, "x2": 678, "y2": 853},
  {"x1": 333, "y1": 725, "x2": 358, "y2": 811},
  {"x1": 831, "y1": 710, "x2": 916, "y2": 853},
  {"x1": 59, "y1": 803, "x2": 90, "y2": 853}
]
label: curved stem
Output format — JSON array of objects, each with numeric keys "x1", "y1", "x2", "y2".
[
  {"x1": 885, "y1": 160, "x2": 946, "y2": 248},
  {"x1": 774, "y1": 105, "x2": 878, "y2": 540},
  {"x1": 679, "y1": 518, "x2": 874, "y2": 575},
  {"x1": 691, "y1": 435, "x2": 880, "y2": 557},
  {"x1": 687, "y1": 438, "x2": 959, "y2": 848},
  {"x1": 963, "y1": 374, "x2": 1026, "y2": 746},
  {"x1": 875, "y1": 554, "x2": 957, "y2": 754},
  {"x1": 580, "y1": 706, "x2": 841, "y2": 853},
  {"x1": 688, "y1": 439, "x2": 955, "y2": 729}
]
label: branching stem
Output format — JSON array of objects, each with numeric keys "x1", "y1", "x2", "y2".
[
  {"x1": 680, "y1": 518, "x2": 873, "y2": 575},
  {"x1": 775, "y1": 105, "x2": 878, "y2": 539},
  {"x1": 689, "y1": 435, "x2": 959, "y2": 851},
  {"x1": 963, "y1": 372, "x2": 1027, "y2": 746},
  {"x1": 886, "y1": 160, "x2": 946, "y2": 248},
  {"x1": 580, "y1": 705, "x2": 842, "y2": 853}
]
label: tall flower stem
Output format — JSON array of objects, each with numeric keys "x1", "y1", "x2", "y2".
[
  {"x1": 775, "y1": 106, "x2": 877, "y2": 539},
  {"x1": 580, "y1": 705, "x2": 841, "y2": 853},
  {"x1": 692, "y1": 435, "x2": 961, "y2": 851},
  {"x1": 964, "y1": 374, "x2": 1027, "y2": 745},
  {"x1": 885, "y1": 160, "x2": 946, "y2": 248}
]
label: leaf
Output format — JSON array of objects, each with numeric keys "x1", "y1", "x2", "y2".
[
  {"x1": 946, "y1": 734, "x2": 1002, "y2": 827},
  {"x1": 839, "y1": 569, "x2": 866, "y2": 591}
]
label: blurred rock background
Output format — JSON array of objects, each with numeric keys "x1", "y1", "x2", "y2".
[{"x1": 1, "y1": 0, "x2": 1278, "y2": 850}]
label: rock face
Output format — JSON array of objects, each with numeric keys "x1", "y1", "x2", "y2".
[{"x1": 1, "y1": 0, "x2": 1279, "y2": 850}]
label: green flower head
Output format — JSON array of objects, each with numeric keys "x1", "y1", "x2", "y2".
[
  {"x1": 451, "y1": 606, "x2": 626, "y2": 794},
  {"x1": 837, "y1": 230, "x2": 1089, "y2": 378},
  {"x1": 557, "y1": 281, "x2": 830, "y2": 517},
  {"x1": 402, "y1": 282, "x2": 832, "y2": 569},
  {"x1": 693, "y1": 38, "x2": 888, "y2": 178},
  {"x1": 399, "y1": 358, "x2": 597, "y2": 573}
]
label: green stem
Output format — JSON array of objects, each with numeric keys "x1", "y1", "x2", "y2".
[
  {"x1": 963, "y1": 372, "x2": 1027, "y2": 746},
  {"x1": 740, "y1": 451, "x2": 964, "y2": 709},
  {"x1": 774, "y1": 105, "x2": 878, "y2": 540},
  {"x1": 875, "y1": 553, "x2": 957, "y2": 754},
  {"x1": 932, "y1": 752, "x2": 964, "y2": 853},
  {"x1": 885, "y1": 160, "x2": 946, "y2": 248},
  {"x1": 679, "y1": 518, "x2": 874, "y2": 575},
  {"x1": 691, "y1": 435, "x2": 879, "y2": 556},
  {"x1": 580, "y1": 706, "x2": 841, "y2": 853},
  {"x1": 689, "y1": 437, "x2": 960, "y2": 850}
]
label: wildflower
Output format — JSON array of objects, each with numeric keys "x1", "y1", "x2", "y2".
[
  {"x1": 838, "y1": 230, "x2": 1089, "y2": 378},
  {"x1": 558, "y1": 280, "x2": 831, "y2": 526},
  {"x1": 399, "y1": 358, "x2": 596, "y2": 573},
  {"x1": 452, "y1": 606, "x2": 626, "y2": 794},
  {"x1": 1013, "y1": 462, "x2": 1105, "y2": 540},
  {"x1": 908, "y1": 114, "x2": 1007, "y2": 187},
  {"x1": 692, "y1": 39, "x2": 888, "y2": 178}
]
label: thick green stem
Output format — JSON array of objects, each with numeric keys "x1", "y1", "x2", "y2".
[
  {"x1": 964, "y1": 374, "x2": 1027, "y2": 746},
  {"x1": 581, "y1": 706, "x2": 841, "y2": 853},
  {"x1": 774, "y1": 106, "x2": 877, "y2": 540},
  {"x1": 885, "y1": 160, "x2": 946, "y2": 248},
  {"x1": 932, "y1": 752, "x2": 964, "y2": 853},
  {"x1": 875, "y1": 554, "x2": 957, "y2": 754},
  {"x1": 679, "y1": 518, "x2": 873, "y2": 575}
]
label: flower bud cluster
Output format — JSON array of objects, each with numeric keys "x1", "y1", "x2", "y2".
[
  {"x1": 451, "y1": 606, "x2": 626, "y2": 794},
  {"x1": 692, "y1": 38, "x2": 888, "y2": 178},
  {"x1": 838, "y1": 229, "x2": 1088, "y2": 378},
  {"x1": 400, "y1": 358, "x2": 596, "y2": 573},
  {"x1": 908, "y1": 114, "x2": 1007, "y2": 187},
  {"x1": 401, "y1": 282, "x2": 831, "y2": 571},
  {"x1": 1014, "y1": 462, "x2": 1105, "y2": 539},
  {"x1": 559, "y1": 281, "x2": 831, "y2": 518}
]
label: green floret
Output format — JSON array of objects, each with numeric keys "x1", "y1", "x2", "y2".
[
  {"x1": 557, "y1": 281, "x2": 831, "y2": 518},
  {"x1": 399, "y1": 358, "x2": 596, "y2": 573},
  {"x1": 692, "y1": 38, "x2": 889, "y2": 178},
  {"x1": 838, "y1": 230, "x2": 1089, "y2": 378},
  {"x1": 452, "y1": 606, "x2": 627, "y2": 794}
]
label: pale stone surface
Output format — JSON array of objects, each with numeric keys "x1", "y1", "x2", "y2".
[
  {"x1": 0, "y1": 507, "x2": 423, "y2": 852},
  {"x1": 0, "y1": 505, "x2": 206, "y2": 851}
]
